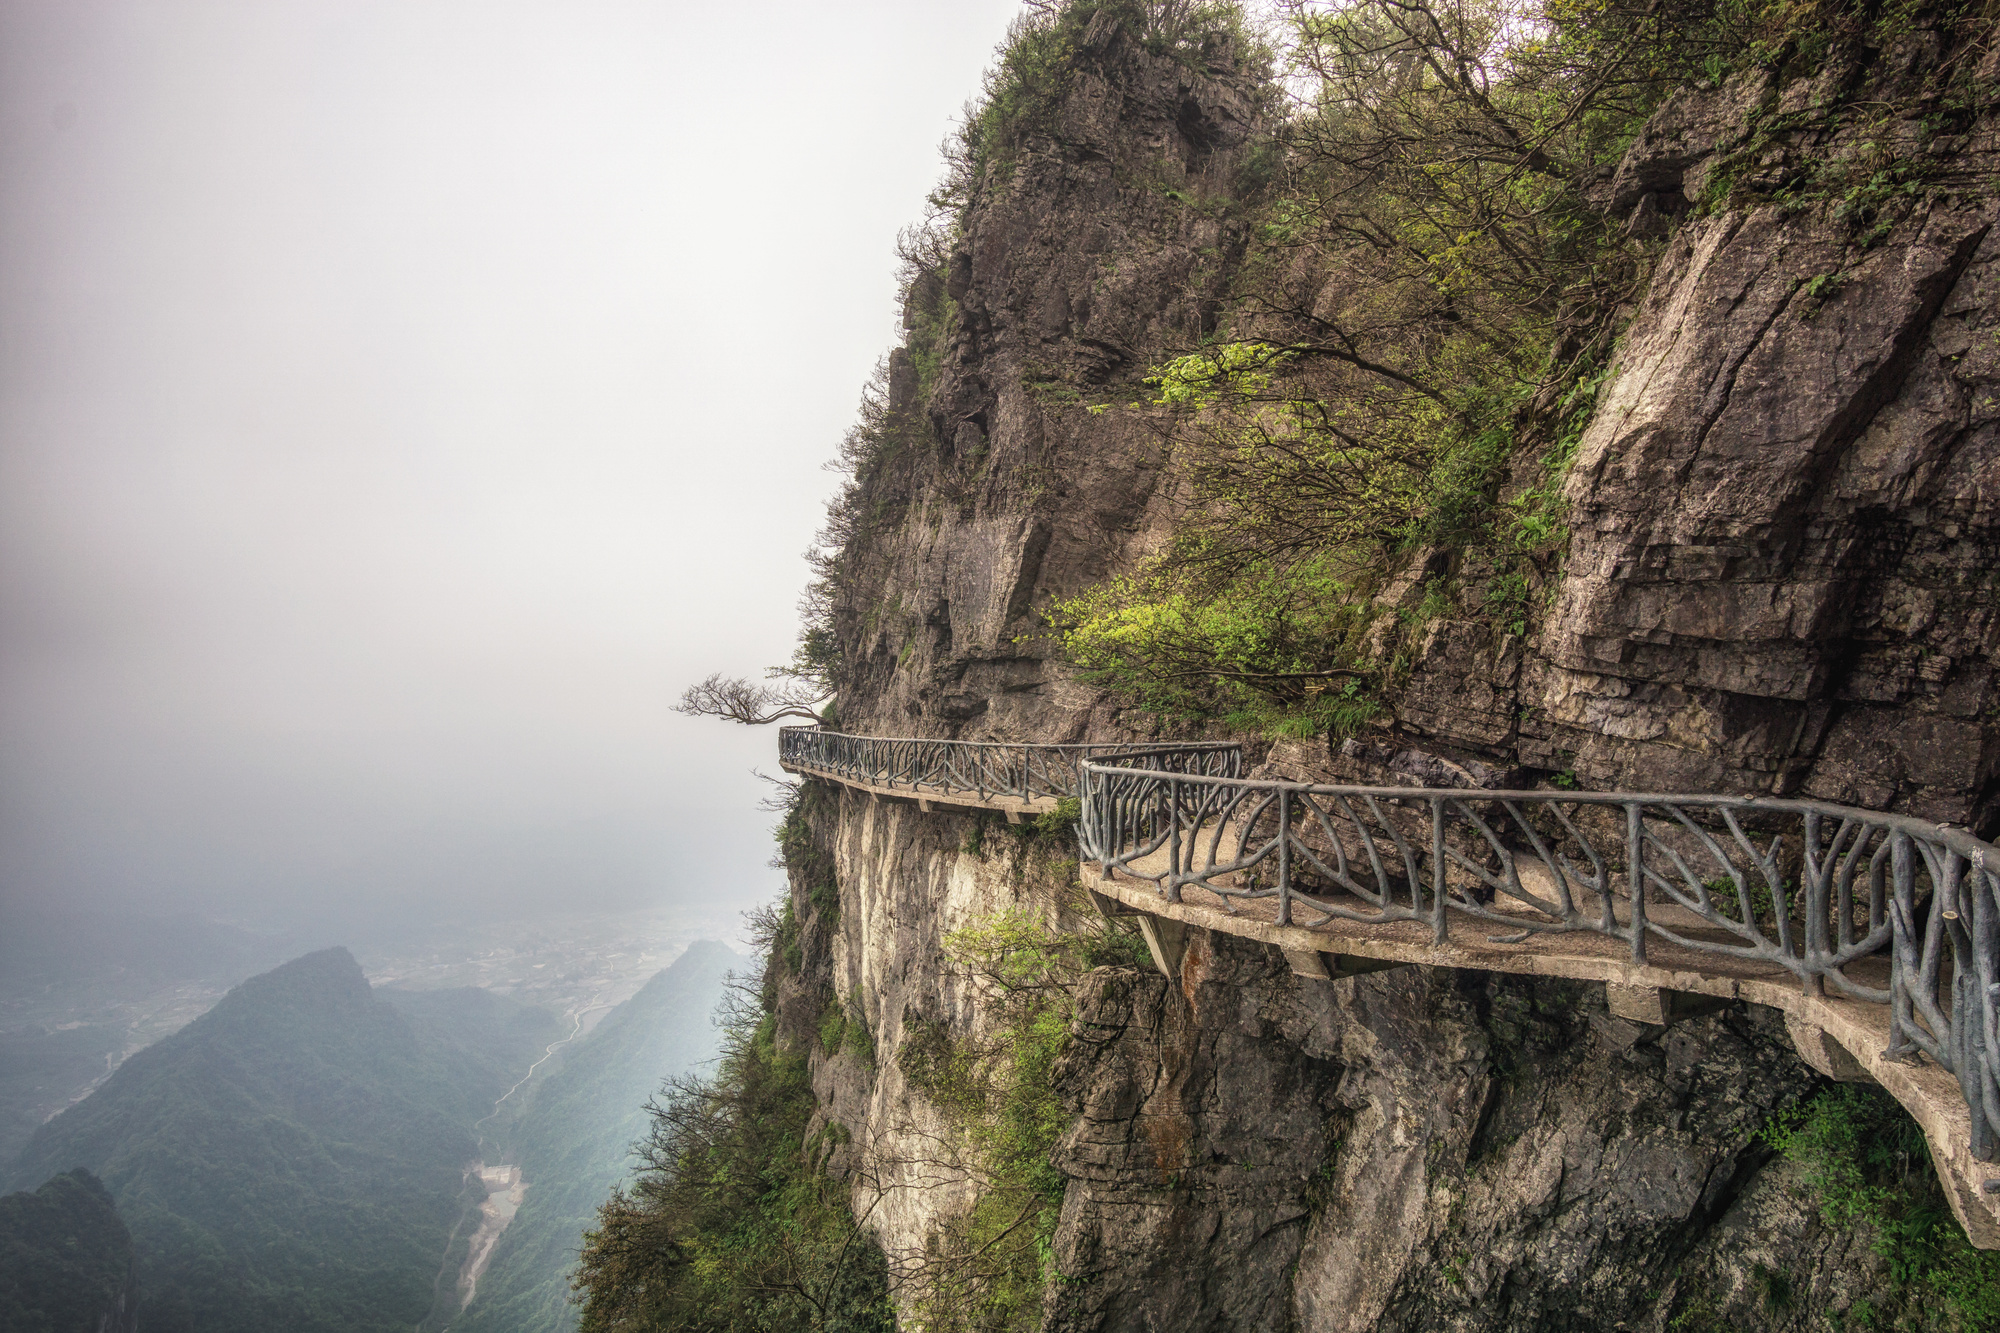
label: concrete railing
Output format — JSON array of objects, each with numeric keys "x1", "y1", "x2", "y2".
[
  {"x1": 1076, "y1": 747, "x2": 2000, "y2": 1158},
  {"x1": 777, "y1": 726, "x2": 1241, "y2": 808}
]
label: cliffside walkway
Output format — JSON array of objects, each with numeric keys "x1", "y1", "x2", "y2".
[{"x1": 778, "y1": 727, "x2": 2000, "y2": 1246}]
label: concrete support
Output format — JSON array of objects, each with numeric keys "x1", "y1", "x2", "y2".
[
  {"x1": 1134, "y1": 915, "x2": 1188, "y2": 980},
  {"x1": 1085, "y1": 887, "x2": 1132, "y2": 922},
  {"x1": 1005, "y1": 809, "x2": 1025, "y2": 825},
  {"x1": 1784, "y1": 1010, "x2": 1878, "y2": 1085},
  {"x1": 1283, "y1": 948, "x2": 1407, "y2": 981},
  {"x1": 1605, "y1": 983, "x2": 1731, "y2": 1027}
]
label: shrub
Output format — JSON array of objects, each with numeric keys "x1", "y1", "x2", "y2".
[
  {"x1": 894, "y1": 905, "x2": 1148, "y2": 1329},
  {"x1": 1050, "y1": 548, "x2": 1385, "y2": 737},
  {"x1": 1761, "y1": 1086, "x2": 2000, "y2": 1330}
]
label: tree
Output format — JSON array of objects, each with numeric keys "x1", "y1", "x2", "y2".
[{"x1": 675, "y1": 673, "x2": 828, "y2": 727}]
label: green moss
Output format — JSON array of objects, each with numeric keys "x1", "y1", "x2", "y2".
[
  {"x1": 843, "y1": 988, "x2": 876, "y2": 1066},
  {"x1": 818, "y1": 999, "x2": 849, "y2": 1055}
]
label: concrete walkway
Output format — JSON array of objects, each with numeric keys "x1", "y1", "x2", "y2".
[{"x1": 783, "y1": 753, "x2": 2000, "y2": 1247}]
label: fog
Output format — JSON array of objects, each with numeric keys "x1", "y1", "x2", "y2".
[{"x1": 0, "y1": 0, "x2": 1020, "y2": 936}]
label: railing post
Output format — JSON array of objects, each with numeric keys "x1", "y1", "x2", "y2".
[
  {"x1": 1430, "y1": 797, "x2": 1446, "y2": 944},
  {"x1": 1167, "y1": 777, "x2": 1182, "y2": 903},
  {"x1": 1627, "y1": 803, "x2": 1647, "y2": 964},
  {"x1": 1277, "y1": 788, "x2": 1292, "y2": 926},
  {"x1": 1803, "y1": 809, "x2": 1826, "y2": 996}
]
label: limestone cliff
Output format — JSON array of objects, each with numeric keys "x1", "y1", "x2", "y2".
[{"x1": 772, "y1": 5, "x2": 2000, "y2": 1330}]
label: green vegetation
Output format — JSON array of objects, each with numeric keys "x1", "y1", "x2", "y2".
[
  {"x1": 781, "y1": 781, "x2": 845, "y2": 931},
  {"x1": 1029, "y1": 796, "x2": 1083, "y2": 839},
  {"x1": 5, "y1": 948, "x2": 559, "y2": 1333},
  {"x1": 1052, "y1": 548, "x2": 1385, "y2": 737},
  {"x1": 572, "y1": 909, "x2": 892, "y2": 1333},
  {"x1": 0, "y1": 1169, "x2": 133, "y2": 1333},
  {"x1": 1046, "y1": 0, "x2": 1738, "y2": 735},
  {"x1": 1759, "y1": 1086, "x2": 2000, "y2": 1331},
  {"x1": 894, "y1": 905, "x2": 1149, "y2": 1330},
  {"x1": 451, "y1": 943, "x2": 738, "y2": 1333}
]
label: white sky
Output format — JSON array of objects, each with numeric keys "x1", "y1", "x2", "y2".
[{"x1": 0, "y1": 0, "x2": 1022, "y2": 936}]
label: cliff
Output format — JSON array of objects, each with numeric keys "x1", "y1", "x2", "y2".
[{"x1": 761, "y1": 3, "x2": 2000, "y2": 1330}]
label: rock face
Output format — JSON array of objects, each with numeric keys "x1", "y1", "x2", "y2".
[
  {"x1": 778, "y1": 10, "x2": 2000, "y2": 1331},
  {"x1": 1424, "y1": 61, "x2": 1999, "y2": 823},
  {"x1": 1534, "y1": 200, "x2": 1998, "y2": 818},
  {"x1": 1045, "y1": 942, "x2": 1841, "y2": 1333},
  {"x1": 835, "y1": 17, "x2": 1268, "y2": 742},
  {"x1": 835, "y1": 23, "x2": 2000, "y2": 830},
  {"x1": 789, "y1": 819, "x2": 1927, "y2": 1330}
]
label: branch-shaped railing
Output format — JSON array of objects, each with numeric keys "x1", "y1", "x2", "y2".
[
  {"x1": 1075, "y1": 746, "x2": 2000, "y2": 1162},
  {"x1": 777, "y1": 727, "x2": 1242, "y2": 804}
]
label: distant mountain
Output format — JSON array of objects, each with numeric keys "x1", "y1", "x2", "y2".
[
  {"x1": 0, "y1": 905, "x2": 300, "y2": 1163},
  {"x1": 6, "y1": 947, "x2": 557, "y2": 1333},
  {"x1": 452, "y1": 940, "x2": 740, "y2": 1333},
  {"x1": 383, "y1": 984, "x2": 567, "y2": 1133},
  {"x1": 0, "y1": 1168, "x2": 136, "y2": 1333}
]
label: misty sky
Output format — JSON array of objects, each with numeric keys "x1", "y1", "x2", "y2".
[{"x1": 0, "y1": 0, "x2": 1021, "y2": 935}]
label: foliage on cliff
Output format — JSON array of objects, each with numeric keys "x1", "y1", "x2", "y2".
[
  {"x1": 1753, "y1": 1086, "x2": 2000, "y2": 1331},
  {"x1": 939, "y1": 0, "x2": 1274, "y2": 211},
  {"x1": 1051, "y1": 0, "x2": 2000, "y2": 738},
  {"x1": 894, "y1": 895, "x2": 1150, "y2": 1331},
  {"x1": 572, "y1": 904, "x2": 892, "y2": 1333},
  {"x1": 1052, "y1": 0, "x2": 1727, "y2": 733}
]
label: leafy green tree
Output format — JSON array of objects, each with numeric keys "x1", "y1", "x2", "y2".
[{"x1": 1057, "y1": 0, "x2": 1732, "y2": 732}]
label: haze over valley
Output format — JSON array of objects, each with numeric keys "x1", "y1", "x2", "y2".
[{"x1": 1, "y1": 0, "x2": 1018, "y2": 1328}]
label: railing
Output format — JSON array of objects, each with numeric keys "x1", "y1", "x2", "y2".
[
  {"x1": 777, "y1": 727, "x2": 1242, "y2": 804},
  {"x1": 1076, "y1": 747, "x2": 2000, "y2": 1162}
]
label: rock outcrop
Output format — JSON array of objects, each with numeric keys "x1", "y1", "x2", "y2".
[{"x1": 835, "y1": 16, "x2": 1268, "y2": 741}]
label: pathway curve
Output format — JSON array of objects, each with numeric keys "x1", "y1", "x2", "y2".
[{"x1": 781, "y1": 727, "x2": 2000, "y2": 1247}]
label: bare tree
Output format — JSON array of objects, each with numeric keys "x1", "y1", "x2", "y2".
[{"x1": 675, "y1": 672, "x2": 827, "y2": 726}]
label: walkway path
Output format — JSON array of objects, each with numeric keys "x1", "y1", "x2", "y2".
[{"x1": 778, "y1": 727, "x2": 2000, "y2": 1247}]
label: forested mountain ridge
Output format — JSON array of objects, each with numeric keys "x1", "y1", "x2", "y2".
[
  {"x1": 452, "y1": 940, "x2": 738, "y2": 1333},
  {"x1": 0, "y1": 1168, "x2": 136, "y2": 1333},
  {"x1": 7, "y1": 947, "x2": 556, "y2": 1333}
]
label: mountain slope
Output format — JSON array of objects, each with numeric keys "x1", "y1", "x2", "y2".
[
  {"x1": 451, "y1": 940, "x2": 740, "y2": 1333},
  {"x1": 6, "y1": 947, "x2": 550, "y2": 1333},
  {"x1": 0, "y1": 1168, "x2": 136, "y2": 1333}
]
